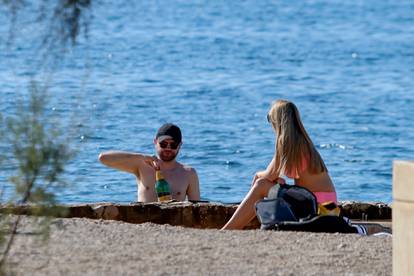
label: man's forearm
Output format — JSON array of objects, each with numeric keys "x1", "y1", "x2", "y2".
[
  {"x1": 98, "y1": 151, "x2": 147, "y2": 174},
  {"x1": 99, "y1": 151, "x2": 137, "y2": 164}
]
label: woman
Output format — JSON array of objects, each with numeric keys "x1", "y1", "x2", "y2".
[{"x1": 222, "y1": 99, "x2": 336, "y2": 230}]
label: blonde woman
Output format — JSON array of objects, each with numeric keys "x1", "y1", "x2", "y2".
[{"x1": 222, "y1": 100, "x2": 337, "y2": 230}]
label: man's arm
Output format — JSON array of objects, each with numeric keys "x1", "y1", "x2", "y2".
[
  {"x1": 186, "y1": 168, "x2": 200, "y2": 201},
  {"x1": 98, "y1": 151, "x2": 154, "y2": 176}
]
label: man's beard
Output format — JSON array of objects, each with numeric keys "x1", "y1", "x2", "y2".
[{"x1": 158, "y1": 150, "x2": 178, "y2": 162}]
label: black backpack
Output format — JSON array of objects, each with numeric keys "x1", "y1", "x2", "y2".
[
  {"x1": 255, "y1": 184, "x2": 318, "y2": 229},
  {"x1": 255, "y1": 184, "x2": 358, "y2": 234}
]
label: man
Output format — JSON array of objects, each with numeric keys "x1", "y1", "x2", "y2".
[{"x1": 99, "y1": 123, "x2": 200, "y2": 202}]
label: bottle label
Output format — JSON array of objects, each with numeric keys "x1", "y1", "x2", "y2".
[{"x1": 155, "y1": 171, "x2": 171, "y2": 201}]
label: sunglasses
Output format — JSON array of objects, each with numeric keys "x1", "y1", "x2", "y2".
[{"x1": 159, "y1": 141, "x2": 179, "y2": 150}]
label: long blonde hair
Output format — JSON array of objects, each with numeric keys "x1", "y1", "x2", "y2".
[{"x1": 267, "y1": 99, "x2": 327, "y2": 178}]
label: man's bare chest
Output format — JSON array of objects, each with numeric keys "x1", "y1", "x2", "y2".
[
  {"x1": 138, "y1": 168, "x2": 189, "y2": 194},
  {"x1": 162, "y1": 170, "x2": 189, "y2": 195}
]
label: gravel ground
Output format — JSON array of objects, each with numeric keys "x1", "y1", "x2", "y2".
[{"x1": 4, "y1": 216, "x2": 391, "y2": 275}]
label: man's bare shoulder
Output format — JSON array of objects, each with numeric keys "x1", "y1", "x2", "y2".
[{"x1": 178, "y1": 163, "x2": 197, "y2": 175}]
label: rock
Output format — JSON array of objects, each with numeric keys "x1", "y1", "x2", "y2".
[
  {"x1": 339, "y1": 201, "x2": 392, "y2": 220},
  {"x1": 93, "y1": 204, "x2": 120, "y2": 220}
]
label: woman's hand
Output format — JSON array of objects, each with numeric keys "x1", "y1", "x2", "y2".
[
  {"x1": 251, "y1": 172, "x2": 286, "y2": 187},
  {"x1": 276, "y1": 177, "x2": 286, "y2": 185},
  {"x1": 251, "y1": 171, "x2": 266, "y2": 187}
]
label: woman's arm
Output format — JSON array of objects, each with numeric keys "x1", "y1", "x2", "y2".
[
  {"x1": 256, "y1": 156, "x2": 279, "y2": 181},
  {"x1": 252, "y1": 157, "x2": 286, "y2": 187}
]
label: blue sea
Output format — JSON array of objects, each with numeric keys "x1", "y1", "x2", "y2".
[{"x1": 1, "y1": 1, "x2": 413, "y2": 204}]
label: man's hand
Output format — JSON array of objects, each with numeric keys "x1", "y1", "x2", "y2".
[{"x1": 144, "y1": 155, "x2": 161, "y2": 170}]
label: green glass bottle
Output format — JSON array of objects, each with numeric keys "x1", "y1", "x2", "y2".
[{"x1": 155, "y1": 170, "x2": 172, "y2": 202}]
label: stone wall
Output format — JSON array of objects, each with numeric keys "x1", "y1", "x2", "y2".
[{"x1": 0, "y1": 201, "x2": 391, "y2": 229}]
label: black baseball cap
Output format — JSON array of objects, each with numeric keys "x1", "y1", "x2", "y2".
[{"x1": 155, "y1": 123, "x2": 182, "y2": 144}]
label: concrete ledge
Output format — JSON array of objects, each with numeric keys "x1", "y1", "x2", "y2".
[{"x1": 0, "y1": 201, "x2": 391, "y2": 229}]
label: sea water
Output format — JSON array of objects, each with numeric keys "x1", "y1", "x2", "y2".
[{"x1": 0, "y1": 1, "x2": 413, "y2": 204}]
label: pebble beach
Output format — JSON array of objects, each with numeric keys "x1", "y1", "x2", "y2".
[{"x1": 5, "y1": 216, "x2": 391, "y2": 275}]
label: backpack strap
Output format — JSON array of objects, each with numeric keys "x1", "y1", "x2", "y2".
[{"x1": 277, "y1": 216, "x2": 359, "y2": 234}]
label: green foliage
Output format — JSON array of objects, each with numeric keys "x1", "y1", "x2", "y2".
[
  {"x1": 2, "y1": 0, "x2": 92, "y2": 72},
  {"x1": 3, "y1": 82, "x2": 74, "y2": 205},
  {"x1": 47, "y1": 0, "x2": 92, "y2": 45},
  {"x1": 2, "y1": 0, "x2": 91, "y2": 44},
  {"x1": 0, "y1": 82, "x2": 75, "y2": 270},
  {"x1": 0, "y1": 1, "x2": 91, "y2": 271}
]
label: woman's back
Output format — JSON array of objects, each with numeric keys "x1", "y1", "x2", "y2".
[{"x1": 294, "y1": 170, "x2": 336, "y2": 193}]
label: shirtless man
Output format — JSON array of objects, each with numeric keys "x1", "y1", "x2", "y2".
[{"x1": 99, "y1": 123, "x2": 200, "y2": 202}]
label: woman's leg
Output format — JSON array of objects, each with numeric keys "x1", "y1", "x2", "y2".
[{"x1": 221, "y1": 178, "x2": 274, "y2": 230}]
